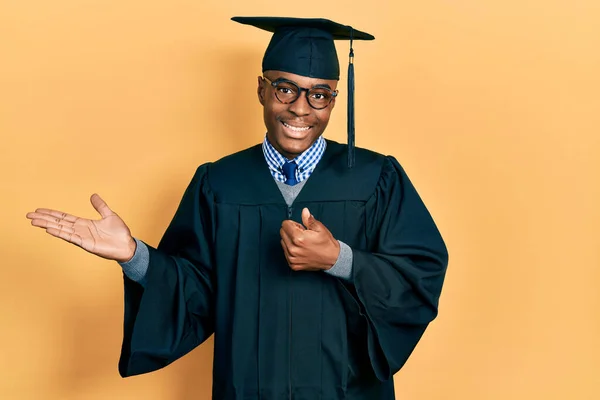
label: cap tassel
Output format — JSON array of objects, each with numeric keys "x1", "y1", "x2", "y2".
[{"x1": 347, "y1": 29, "x2": 355, "y2": 168}]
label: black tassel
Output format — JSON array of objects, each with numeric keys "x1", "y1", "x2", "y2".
[{"x1": 347, "y1": 29, "x2": 355, "y2": 168}]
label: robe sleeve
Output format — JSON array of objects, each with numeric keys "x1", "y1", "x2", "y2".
[
  {"x1": 341, "y1": 156, "x2": 449, "y2": 381},
  {"x1": 119, "y1": 164, "x2": 216, "y2": 377}
]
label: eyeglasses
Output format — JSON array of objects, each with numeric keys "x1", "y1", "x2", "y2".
[{"x1": 262, "y1": 76, "x2": 338, "y2": 110}]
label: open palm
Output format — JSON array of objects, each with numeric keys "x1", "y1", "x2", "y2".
[{"x1": 26, "y1": 194, "x2": 136, "y2": 262}]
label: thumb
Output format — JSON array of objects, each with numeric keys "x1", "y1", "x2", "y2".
[
  {"x1": 90, "y1": 193, "x2": 115, "y2": 218},
  {"x1": 302, "y1": 207, "x2": 322, "y2": 232}
]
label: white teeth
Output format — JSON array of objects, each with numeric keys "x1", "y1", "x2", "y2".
[{"x1": 282, "y1": 122, "x2": 311, "y2": 132}]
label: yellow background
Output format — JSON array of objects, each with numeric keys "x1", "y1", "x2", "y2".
[{"x1": 1, "y1": 0, "x2": 599, "y2": 399}]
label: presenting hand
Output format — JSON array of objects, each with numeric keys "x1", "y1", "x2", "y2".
[
  {"x1": 280, "y1": 208, "x2": 340, "y2": 272},
  {"x1": 26, "y1": 194, "x2": 136, "y2": 263}
]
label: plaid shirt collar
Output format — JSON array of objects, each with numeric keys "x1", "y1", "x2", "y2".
[{"x1": 262, "y1": 135, "x2": 327, "y2": 184}]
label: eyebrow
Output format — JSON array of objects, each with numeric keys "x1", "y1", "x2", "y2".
[
  {"x1": 272, "y1": 77, "x2": 333, "y2": 90},
  {"x1": 313, "y1": 83, "x2": 333, "y2": 90}
]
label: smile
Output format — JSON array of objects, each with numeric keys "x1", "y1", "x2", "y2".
[{"x1": 281, "y1": 121, "x2": 311, "y2": 132}]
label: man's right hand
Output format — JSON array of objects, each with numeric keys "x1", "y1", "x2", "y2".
[{"x1": 26, "y1": 194, "x2": 136, "y2": 263}]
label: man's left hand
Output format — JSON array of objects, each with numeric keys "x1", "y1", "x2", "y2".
[{"x1": 280, "y1": 208, "x2": 340, "y2": 271}]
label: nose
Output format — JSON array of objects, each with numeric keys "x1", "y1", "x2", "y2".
[{"x1": 288, "y1": 92, "x2": 311, "y2": 116}]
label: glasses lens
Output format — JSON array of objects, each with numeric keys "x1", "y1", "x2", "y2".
[
  {"x1": 307, "y1": 88, "x2": 333, "y2": 109},
  {"x1": 273, "y1": 81, "x2": 299, "y2": 104}
]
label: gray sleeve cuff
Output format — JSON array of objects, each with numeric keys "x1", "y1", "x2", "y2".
[
  {"x1": 118, "y1": 238, "x2": 149, "y2": 286},
  {"x1": 324, "y1": 240, "x2": 353, "y2": 281}
]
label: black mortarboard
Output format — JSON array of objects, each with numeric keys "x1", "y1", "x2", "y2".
[{"x1": 232, "y1": 17, "x2": 375, "y2": 167}]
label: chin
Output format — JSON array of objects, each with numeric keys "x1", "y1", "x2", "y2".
[
  {"x1": 267, "y1": 126, "x2": 322, "y2": 158},
  {"x1": 279, "y1": 143, "x2": 308, "y2": 159}
]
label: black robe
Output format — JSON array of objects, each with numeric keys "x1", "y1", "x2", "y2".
[{"x1": 118, "y1": 140, "x2": 448, "y2": 399}]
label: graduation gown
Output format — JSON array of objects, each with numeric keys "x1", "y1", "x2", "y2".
[{"x1": 119, "y1": 140, "x2": 448, "y2": 400}]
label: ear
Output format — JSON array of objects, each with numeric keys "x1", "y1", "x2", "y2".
[{"x1": 257, "y1": 76, "x2": 266, "y2": 106}]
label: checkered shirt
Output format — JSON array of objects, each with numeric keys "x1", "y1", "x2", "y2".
[{"x1": 262, "y1": 135, "x2": 327, "y2": 184}]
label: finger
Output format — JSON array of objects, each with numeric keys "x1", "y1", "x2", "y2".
[
  {"x1": 27, "y1": 213, "x2": 76, "y2": 228},
  {"x1": 302, "y1": 207, "x2": 323, "y2": 232},
  {"x1": 46, "y1": 228, "x2": 83, "y2": 247},
  {"x1": 307, "y1": 218, "x2": 324, "y2": 233},
  {"x1": 283, "y1": 219, "x2": 305, "y2": 229},
  {"x1": 281, "y1": 225, "x2": 305, "y2": 249},
  {"x1": 280, "y1": 227, "x2": 295, "y2": 250},
  {"x1": 30, "y1": 218, "x2": 71, "y2": 230},
  {"x1": 280, "y1": 238, "x2": 290, "y2": 259},
  {"x1": 90, "y1": 194, "x2": 114, "y2": 219},
  {"x1": 28, "y1": 209, "x2": 79, "y2": 223},
  {"x1": 301, "y1": 207, "x2": 311, "y2": 229},
  {"x1": 281, "y1": 220, "x2": 304, "y2": 237},
  {"x1": 32, "y1": 219, "x2": 76, "y2": 234},
  {"x1": 29, "y1": 219, "x2": 49, "y2": 230},
  {"x1": 280, "y1": 239, "x2": 298, "y2": 269},
  {"x1": 281, "y1": 228, "x2": 308, "y2": 261}
]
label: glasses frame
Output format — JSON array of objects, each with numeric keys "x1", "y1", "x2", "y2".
[{"x1": 262, "y1": 76, "x2": 338, "y2": 110}]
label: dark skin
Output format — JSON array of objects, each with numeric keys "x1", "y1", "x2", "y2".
[
  {"x1": 280, "y1": 208, "x2": 340, "y2": 272},
  {"x1": 258, "y1": 70, "x2": 337, "y2": 160},
  {"x1": 25, "y1": 71, "x2": 341, "y2": 271},
  {"x1": 258, "y1": 70, "x2": 341, "y2": 271},
  {"x1": 25, "y1": 194, "x2": 136, "y2": 263}
]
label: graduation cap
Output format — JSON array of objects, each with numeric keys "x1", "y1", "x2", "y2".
[{"x1": 232, "y1": 17, "x2": 375, "y2": 168}]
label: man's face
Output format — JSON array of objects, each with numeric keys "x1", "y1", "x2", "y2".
[{"x1": 258, "y1": 70, "x2": 337, "y2": 160}]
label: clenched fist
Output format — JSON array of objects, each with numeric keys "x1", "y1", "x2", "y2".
[{"x1": 280, "y1": 207, "x2": 340, "y2": 271}]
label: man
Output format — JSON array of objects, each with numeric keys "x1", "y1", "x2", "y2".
[{"x1": 27, "y1": 17, "x2": 448, "y2": 400}]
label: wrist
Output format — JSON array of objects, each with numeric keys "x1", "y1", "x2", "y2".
[
  {"x1": 323, "y1": 239, "x2": 340, "y2": 270},
  {"x1": 117, "y1": 236, "x2": 137, "y2": 263}
]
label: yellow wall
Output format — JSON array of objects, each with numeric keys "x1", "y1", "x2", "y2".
[{"x1": 2, "y1": 0, "x2": 599, "y2": 399}]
